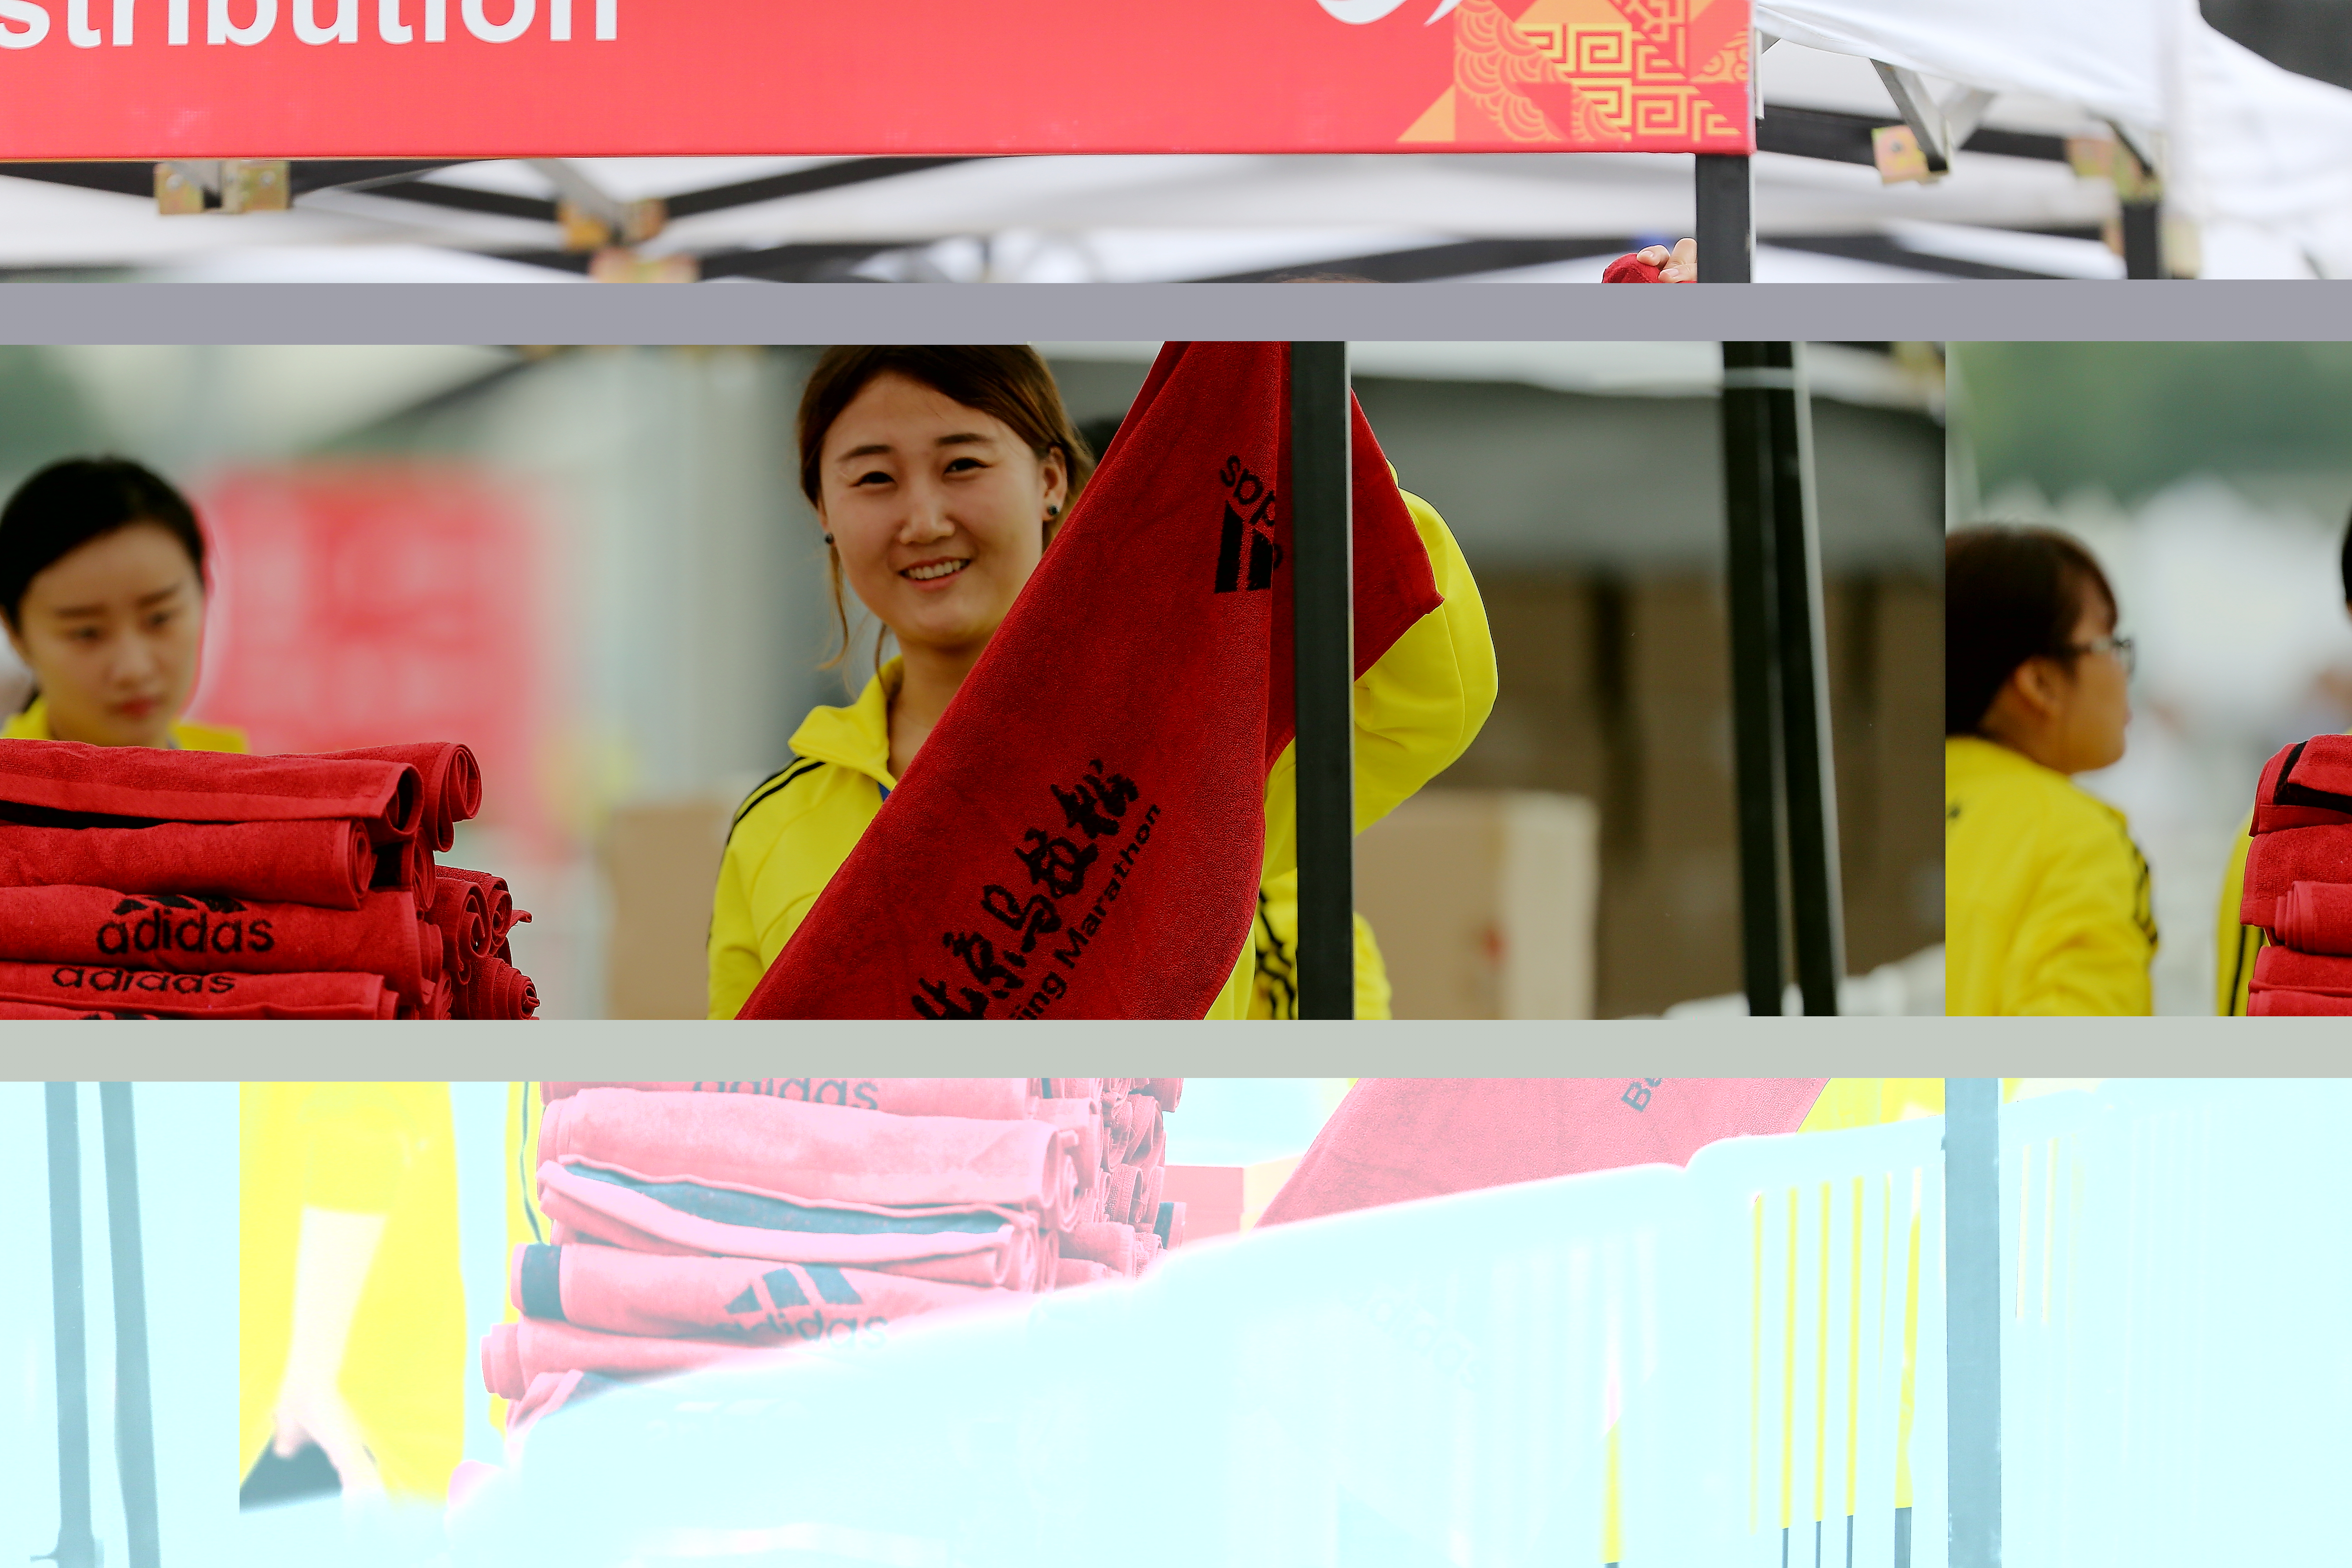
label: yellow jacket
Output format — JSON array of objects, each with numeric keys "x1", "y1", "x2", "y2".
[
  {"x1": 706, "y1": 489, "x2": 1495, "y2": 1020},
  {"x1": 3, "y1": 694, "x2": 247, "y2": 752},
  {"x1": 240, "y1": 1083, "x2": 467, "y2": 1500},
  {"x1": 1945, "y1": 735, "x2": 2156, "y2": 1015},
  {"x1": 2216, "y1": 809, "x2": 2263, "y2": 1016}
]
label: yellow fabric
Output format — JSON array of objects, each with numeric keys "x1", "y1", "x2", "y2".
[
  {"x1": 2215, "y1": 808, "x2": 2264, "y2": 1016},
  {"x1": 706, "y1": 488, "x2": 1495, "y2": 1020},
  {"x1": 490, "y1": 1078, "x2": 547, "y2": 1436},
  {"x1": 240, "y1": 1083, "x2": 466, "y2": 1500},
  {"x1": 1247, "y1": 869, "x2": 1393, "y2": 1019},
  {"x1": 2, "y1": 694, "x2": 247, "y2": 752},
  {"x1": 1797, "y1": 1079, "x2": 2048, "y2": 1133},
  {"x1": 1944, "y1": 735, "x2": 2156, "y2": 1015}
]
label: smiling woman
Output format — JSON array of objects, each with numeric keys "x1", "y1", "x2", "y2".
[{"x1": 0, "y1": 457, "x2": 245, "y2": 755}]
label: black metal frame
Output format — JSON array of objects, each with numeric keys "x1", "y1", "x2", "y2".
[{"x1": 1289, "y1": 342, "x2": 1357, "y2": 1019}]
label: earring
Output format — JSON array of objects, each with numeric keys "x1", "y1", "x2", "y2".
[
  {"x1": 823, "y1": 532, "x2": 835, "y2": 544},
  {"x1": 1045, "y1": 504, "x2": 1060, "y2": 519}
]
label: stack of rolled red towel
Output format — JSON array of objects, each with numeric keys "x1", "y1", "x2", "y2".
[
  {"x1": 2240, "y1": 735, "x2": 2352, "y2": 1015},
  {"x1": 486, "y1": 1078, "x2": 1185, "y2": 1453},
  {"x1": 0, "y1": 736, "x2": 538, "y2": 1020}
]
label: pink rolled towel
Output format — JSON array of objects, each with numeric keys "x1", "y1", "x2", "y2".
[
  {"x1": 1138, "y1": 1164, "x2": 1165, "y2": 1229},
  {"x1": 536, "y1": 1161, "x2": 1036, "y2": 1289},
  {"x1": 1060, "y1": 1222, "x2": 1143, "y2": 1277},
  {"x1": 1047, "y1": 1079, "x2": 1102, "y2": 1102},
  {"x1": 510, "y1": 1242, "x2": 1021, "y2": 1339},
  {"x1": 1054, "y1": 1257, "x2": 1116, "y2": 1289},
  {"x1": 1030, "y1": 1096, "x2": 1104, "y2": 1198},
  {"x1": 540, "y1": 1079, "x2": 1040, "y2": 1120},
  {"x1": 541, "y1": 1087, "x2": 1080, "y2": 1225},
  {"x1": 1104, "y1": 1165, "x2": 1142, "y2": 1227},
  {"x1": 481, "y1": 1318, "x2": 795, "y2": 1401}
]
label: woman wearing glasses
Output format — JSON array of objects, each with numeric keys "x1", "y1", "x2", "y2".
[{"x1": 1945, "y1": 525, "x2": 2155, "y2": 1014}]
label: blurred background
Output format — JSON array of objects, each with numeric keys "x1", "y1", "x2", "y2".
[
  {"x1": 0, "y1": 341, "x2": 1946, "y2": 1017},
  {"x1": 1949, "y1": 343, "x2": 2352, "y2": 1015}
]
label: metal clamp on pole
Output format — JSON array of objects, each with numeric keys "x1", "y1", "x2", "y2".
[
  {"x1": 1945, "y1": 1078, "x2": 2005, "y2": 1567},
  {"x1": 1289, "y1": 341, "x2": 1356, "y2": 1019}
]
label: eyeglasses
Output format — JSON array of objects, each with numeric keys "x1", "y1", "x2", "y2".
[{"x1": 2068, "y1": 634, "x2": 2136, "y2": 676}]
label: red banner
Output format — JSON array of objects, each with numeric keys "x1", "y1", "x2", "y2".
[{"x1": 0, "y1": 0, "x2": 1751, "y2": 158}]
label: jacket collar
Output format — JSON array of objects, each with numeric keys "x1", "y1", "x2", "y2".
[{"x1": 789, "y1": 659, "x2": 898, "y2": 789}]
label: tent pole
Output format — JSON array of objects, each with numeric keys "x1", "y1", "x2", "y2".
[
  {"x1": 1945, "y1": 1078, "x2": 2005, "y2": 1567},
  {"x1": 1763, "y1": 343, "x2": 1846, "y2": 1013},
  {"x1": 38, "y1": 1083, "x2": 100, "y2": 1568},
  {"x1": 1695, "y1": 153, "x2": 1754, "y2": 283},
  {"x1": 1719, "y1": 343, "x2": 1787, "y2": 1013},
  {"x1": 100, "y1": 1083, "x2": 162, "y2": 1568},
  {"x1": 1289, "y1": 341, "x2": 1356, "y2": 1019}
]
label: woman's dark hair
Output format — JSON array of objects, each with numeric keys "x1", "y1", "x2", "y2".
[
  {"x1": 796, "y1": 347, "x2": 1095, "y2": 672},
  {"x1": 1945, "y1": 525, "x2": 2118, "y2": 736},
  {"x1": 0, "y1": 457, "x2": 206, "y2": 632}
]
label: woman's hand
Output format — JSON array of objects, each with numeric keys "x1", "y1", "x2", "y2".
[
  {"x1": 271, "y1": 1374, "x2": 384, "y2": 1497},
  {"x1": 1637, "y1": 238, "x2": 1699, "y2": 282}
]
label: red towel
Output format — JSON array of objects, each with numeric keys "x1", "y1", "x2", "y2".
[
  {"x1": 737, "y1": 343, "x2": 1443, "y2": 1021},
  {"x1": 510, "y1": 1242, "x2": 1018, "y2": 1339},
  {"x1": 2250, "y1": 987, "x2": 2352, "y2": 1014},
  {"x1": 457, "y1": 953, "x2": 538, "y2": 1020},
  {"x1": 1144, "y1": 1078, "x2": 1184, "y2": 1112},
  {"x1": 1139, "y1": 1163, "x2": 1164, "y2": 1228},
  {"x1": 1060, "y1": 1221, "x2": 1146, "y2": 1277},
  {"x1": 1602, "y1": 252, "x2": 1664, "y2": 283},
  {"x1": 2253, "y1": 736, "x2": 2352, "y2": 833},
  {"x1": 0, "y1": 737, "x2": 420, "y2": 843},
  {"x1": 534, "y1": 1161, "x2": 1036, "y2": 1289},
  {"x1": 438, "y1": 865, "x2": 523, "y2": 942},
  {"x1": 540, "y1": 1079, "x2": 1039, "y2": 1121},
  {"x1": 0, "y1": 1000, "x2": 140, "y2": 1019},
  {"x1": 2252, "y1": 945, "x2": 2352, "y2": 996},
  {"x1": 2270, "y1": 881, "x2": 2352, "y2": 956},
  {"x1": 1258, "y1": 1078, "x2": 1830, "y2": 1227},
  {"x1": 1030, "y1": 1097, "x2": 1104, "y2": 1198},
  {"x1": 2240, "y1": 828, "x2": 2352, "y2": 927},
  {"x1": 426, "y1": 879, "x2": 489, "y2": 986},
  {"x1": 480, "y1": 1318, "x2": 786, "y2": 1402},
  {"x1": 0, "y1": 818, "x2": 376, "y2": 910},
  {"x1": 324, "y1": 744, "x2": 480, "y2": 851},
  {"x1": 1048, "y1": 1078, "x2": 1102, "y2": 1102},
  {"x1": 0, "y1": 960, "x2": 395, "y2": 1019},
  {"x1": 540, "y1": 1087, "x2": 1080, "y2": 1222},
  {"x1": 0, "y1": 885, "x2": 430, "y2": 998}
]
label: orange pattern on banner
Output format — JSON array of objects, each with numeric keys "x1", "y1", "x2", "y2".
[{"x1": 1407, "y1": 0, "x2": 1748, "y2": 151}]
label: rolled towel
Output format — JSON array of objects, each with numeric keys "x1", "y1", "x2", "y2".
[
  {"x1": 2252, "y1": 945, "x2": 2352, "y2": 996},
  {"x1": 1054, "y1": 1257, "x2": 1116, "y2": 1289},
  {"x1": 0, "y1": 736, "x2": 420, "y2": 843},
  {"x1": 1138, "y1": 1163, "x2": 1165, "y2": 1228},
  {"x1": 508, "y1": 1243, "x2": 1020, "y2": 1339},
  {"x1": 438, "y1": 866, "x2": 524, "y2": 943},
  {"x1": 1059, "y1": 1221, "x2": 1142, "y2": 1276},
  {"x1": 541, "y1": 1079, "x2": 1038, "y2": 1121},
  {"x1": 0, "y1": 818, "x2": 376, "y2": 909},
  {"x1": 2250, "y1": 987, "x2": 2352, "y2": 1014},
  {"x1": 536, "y1": 1161, "x2": 1036, "y2": 1289},
  {"x1": 1104, "y1": 1165, "x2": 1142, "y2": 1227},
  {"x1": 0, "y1": 885, "x2": 431, "y2": 998},
  {"x1": 1029, "y1": 1095, "x2": 1103, "y2": 1198},
  {"x1": 1046, "y1": 1078, "x2": 1101, "y2": 1102},
  {"x1": 325, "y1": 743, "x2": 480, "y2": 852},
  {"x1": 539, "y1": 1087, "x2": 1078, "y2": 1223},
  {"x1": 480, "y1": 1318, "x2": 789, "y2": 1402},
  {"x1": 0, "y1": 960, "x2": 396, "y2": 1019},
  {"x1": 1145, "y1": 1078, "x2": 1184, "y2": 1112},
  {"x1": 501, "y1": 1368, "x2": 620, "y2": 1462},
  {"x1": 2243, "y1": 829, "x2": 2352, "y2": 928},
  {"x1": 2270, "y1": 881, "x2": 2352, "y2": 956},
  {"x1": 458, "y1": 953, "x2": 538, "y2": 1020},
  {"x1": 426, "y1": 879, "x2": 489, "y2": 986}
]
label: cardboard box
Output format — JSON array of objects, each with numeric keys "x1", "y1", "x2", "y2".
[
  {"x1": 601, "y1": 797, "x2": 729, "y2": 1019},
  {"x1": 1354, "y1": 789, "x2": 1600, "y2": 1019}
]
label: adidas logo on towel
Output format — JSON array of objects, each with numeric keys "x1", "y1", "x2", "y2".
[{"x1": 1213, "y1": 454, "x2": 1283, "y2": 593}]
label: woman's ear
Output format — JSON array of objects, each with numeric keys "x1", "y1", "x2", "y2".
[
  {"x1": 1039, "y1": 446, "x2": 1071, "y2": 546},
  {"x1": 2006, "y1": 654, "x2": 2069, "y2": 724}
]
